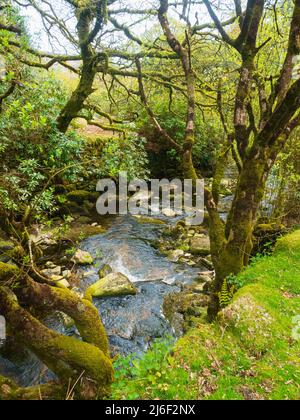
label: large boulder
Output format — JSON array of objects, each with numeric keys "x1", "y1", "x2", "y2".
[
  {"x1": 189, "y1": 236, "x2": 210, "y2": 256},
  {"x1": 85, "y1": 272, "x2": 137, "y2": 300},
  {"x1": 71, "y1": 250, "x2": 94, "y2": 265}
]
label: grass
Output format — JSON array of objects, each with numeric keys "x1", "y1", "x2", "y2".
[{"x1": 111, "y1": 230, "x2": 300, "y2": 400}]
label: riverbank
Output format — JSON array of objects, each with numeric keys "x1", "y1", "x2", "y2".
[{"x1": 111, "y1": 230, "x2": 300, "y2": 400}]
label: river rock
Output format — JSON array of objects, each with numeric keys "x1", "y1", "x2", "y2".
[
  {"x1": 56, "y1": 279, "x2": 71, "y2": 289},
  {"x1": 41, "y1": 266, "x2": 62, "y2": 277},
  {"x1": 134, "y1": 215, "x2": 166, "y2": 225},
  {"x1": 45, "y1": 261, "x2": 57, "y2": 269},
  {"x1": 196, "y1": 273, "x2": 214, "y2": 284},
  {"x1": 191, "y1": 283, "x2": 205, "y2": 293},
  {"x1": 85, "y1": 272, "x2": 137, "y2": 300},
  {"x1": 198, "y1": 257, "x2": 214, "y2": 271},
  {"x1": 162, "y1": 208, "x2": 176, "y2": 218},
  {"x1": 167, "y1": 249, "x2": 185, "y2": 262},
  {"x1": 71, "y1": 250, "x2": 93, "y2": 265},
  {"x1": 62, "y1": 270, "x2": 72, "y2": 279},
  {"x1": 98, "y1": 263, "x2": 113, "y2": 279},
  {"x1": 189, "y1": 236, "x2": 210, "y2": 256}
]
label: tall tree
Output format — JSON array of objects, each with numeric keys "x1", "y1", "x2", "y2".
[{"x1": 129, "y1": 0, "x2": 300, "y2": 318}]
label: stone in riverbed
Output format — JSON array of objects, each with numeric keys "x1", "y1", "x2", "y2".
[
  {"x1": 62, "y1": 269, "x2": 72, "y2": 279},
  {"x1": 189, "y1": 236, "x2": 210, "y2": 256},
  {"x1": 84, "y1": 272, "x2": 137, "y2": 300},
  {"x1": 56, "y1": 279, "x2": 71, "y2": 289},
  {"x1": 162, "y1": 208, "x2": 176, "y2": 218},
  {"x1": 71, "y1": 250, "x2": 93, "y2": 265},
  {"x1": 45, "y1": 261, "x2": 57, "y2": 269},
  {"x1": 98, "y1": 264, "x2": 113, "y2": 279},
  {"x1": 134, "y1": 215, "x2": 166, "y2": 225},
  {"x1": 167, "y1": 249, "x2": 185, "y2": 262},
  {"x1": 41, "y1": 266, "x2": 62, "y2": 277},
  {"x1": 196, "y1": 272, "x2": 214, "y2": 284}
]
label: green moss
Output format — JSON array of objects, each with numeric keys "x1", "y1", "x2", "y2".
[
  {"x1": 66, "y1": 190, "x2": 99, "y2": 205},
  {"x1": 111, "y1": 230, "x2": 300, "y2": 400},
  {"x1": 48, "y1": 335, "x2": 114, "y2": 388},
  {"x1": 85, "y1": 273, "x2": 137, "y2": 300},
  {"x1": 0, "y1": 241, "x2": 14, "y2": 252},
  {"x1": 0, "y1": 375, "x2": 65, "y2": 400},
  {"x1": 134, "y1": 216, "x2": 167, "y2": 225},
  {"x1": 60, "y1": 224, "x2": 107, "y2": 243},
  {"x1": 0, "y1": 262, "x2": 19, "y2": 282},
  {"x1": 98, "y1": 264, "x2": 112, "y2": 279}
]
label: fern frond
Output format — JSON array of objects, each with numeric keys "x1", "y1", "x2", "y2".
[{"x1": 218, "y1": 279, "x2": 235, "y2": 308}]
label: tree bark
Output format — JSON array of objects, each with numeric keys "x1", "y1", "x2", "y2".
[{"x1": 0, "y1": 286, "x2": 114, "y2": 399}]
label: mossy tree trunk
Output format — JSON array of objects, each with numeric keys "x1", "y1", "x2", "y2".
[
  {"x1": 0, "y1": 275, "x2": 114, "y2": 400},
  {"x1": 148, "y1": 1, "x2": 300, "y2": 320},
  {"x1": 56, "y1": 3, "x2": 106, "y2": 133},
  {"x1": 204, "y1": 0, "x2": 300, "y2": 319}
]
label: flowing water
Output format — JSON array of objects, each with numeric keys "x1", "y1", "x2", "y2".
[{"x1": 0, "y1": 214, "x2": 202, "y2": 386}]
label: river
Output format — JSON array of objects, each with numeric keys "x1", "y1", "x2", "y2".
[{"x1": 0, "y1": 214, "x2": 202, "y2": 387}]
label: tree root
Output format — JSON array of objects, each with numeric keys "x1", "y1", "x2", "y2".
[
  {"x1": 0, "y1": 286, "x2": 114, "y2": 399},
  {"x1": 0, "y1": 375, "x2": 65, "y2": 400},
  {"x1": 17, "y1": 277, "x2": 109, "y2": 354}
]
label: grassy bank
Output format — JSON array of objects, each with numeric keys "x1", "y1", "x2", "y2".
[{"x1": 111, "y1": 230, "x2": 300, "y2": 400}]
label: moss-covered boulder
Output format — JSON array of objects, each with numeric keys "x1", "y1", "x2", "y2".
[
  {"x1": 0, "y1": 262, "x2": 19, "y2": 282},
  {"x1": 85, "y1": 273, "x2": 137, "y2": 300},
  {"x1": 189, "y1": 236, "x2": 210, "y2": 256},
  {"x1": 71, "y1": 250, "x2": 94, "y2": 265},
  {"x1": 134, "y1": 215, "x2": 166, "y2": 225},
  {"x1": 61, "y1": 224, "x2": 107, "y2": 243},
  {"x1": 252, "y1": 222, "x2": 286, "y2": 255},
  {"x1": 66, "y1": 190, "x2": 99, "y2": 205},
  {"x1": 163, "y1": 290, "x2": 210, "y2": 334},
  {"x1": 167, "y1": 249, "x2": 185, "y2": 262},
  {"x1": 98, "y1": 264, "x2": 113, "y2": 279}
]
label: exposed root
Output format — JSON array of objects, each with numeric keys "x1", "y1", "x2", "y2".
[{"x1": 0, "y1": 286, "x2": 113, "y2": 399}]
